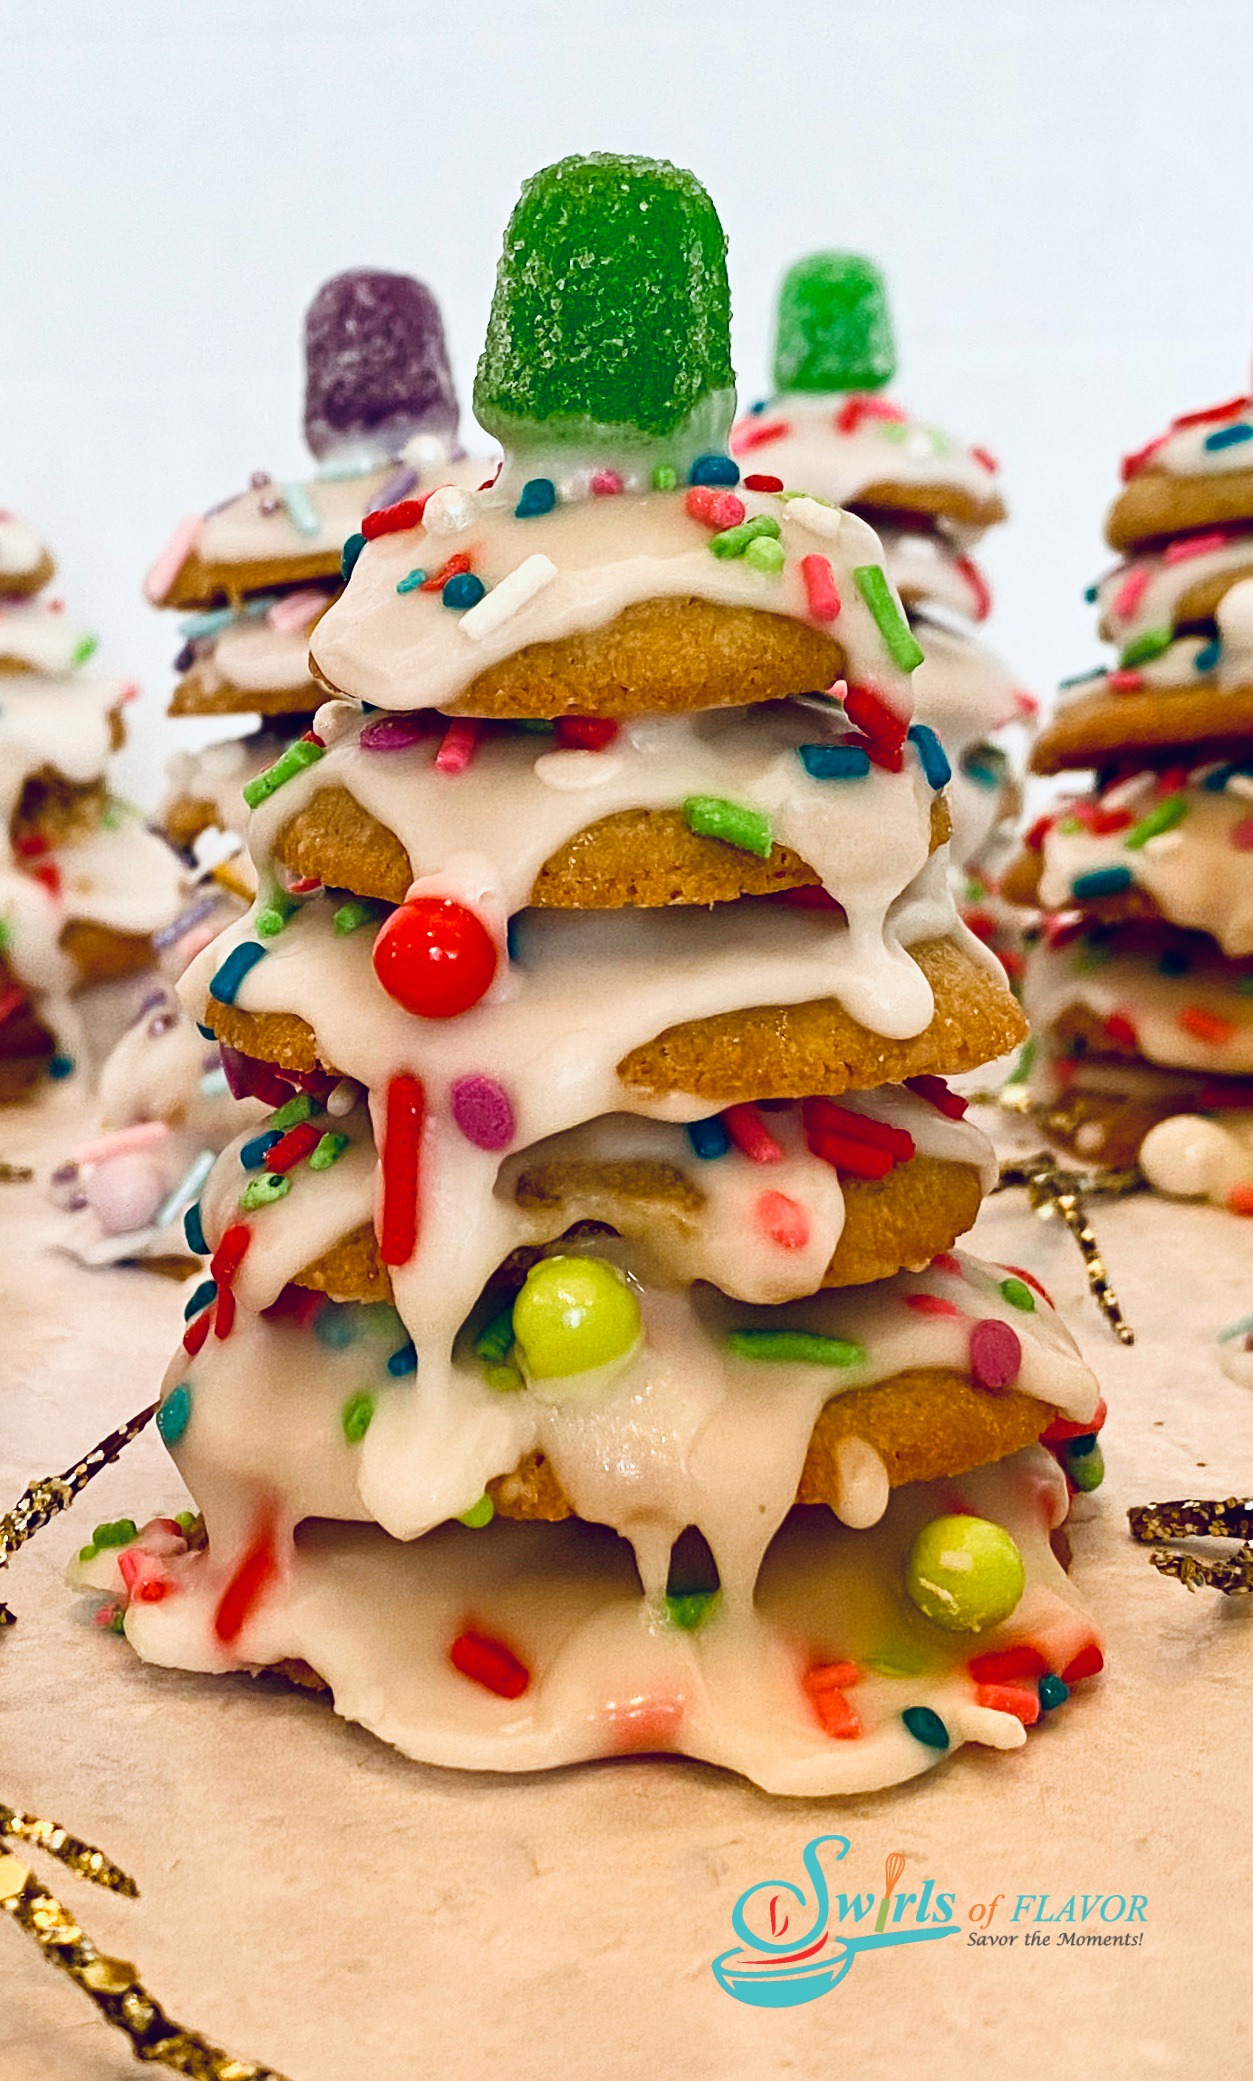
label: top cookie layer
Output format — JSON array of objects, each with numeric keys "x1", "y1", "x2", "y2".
[{"x1": 1107, "y1": 395, "x2": 1253, "y2": 549}]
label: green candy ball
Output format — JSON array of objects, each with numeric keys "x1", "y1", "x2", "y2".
[
  {"x1": 512, "y1": 1255, "x2": 641, "y2": 1381},
  {"x1": 905, "y1": 1514, "x2": 1025, "y2": 1634}
]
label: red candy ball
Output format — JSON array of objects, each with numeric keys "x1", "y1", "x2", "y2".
[{"x1": 372, "y1": 897, "x2": 497, "y2": 1019}]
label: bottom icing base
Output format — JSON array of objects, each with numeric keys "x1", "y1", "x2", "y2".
[{"x1": 82, "y1": 1445, "x2": 1101, "y2": 1796}]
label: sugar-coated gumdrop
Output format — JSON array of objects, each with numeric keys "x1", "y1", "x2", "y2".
[
  {"x1": 772, "y1": 252, "x2": 896, "y2": 396},
  {"x1": 85, "y1": 1153, "x2": 167, "y2": 1235},
  {"x1": 905, "y1": 1514, "x2": 1025, "y2": 1634},
  {"x1": 512, "y1": 1255, "x2": 642, "y2": 1382},
  {"x1": 474, "y1": 154, "x2": 734, "y2": 451},
  {"x1": 372, "y1": 897, "x2": 497, "y2": 1019},
  {"x1": 304, "y1": 270, "x2": 458, "y2": 462}
]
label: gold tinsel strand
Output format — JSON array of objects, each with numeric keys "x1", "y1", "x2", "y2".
[
  {"x1": 1, "y1": 1806, "x2": 292, "y2": 2078},
  {"x1": 0, "y1": 1160, "x2": 34, "y2": 1182},
  {"x1": 995, "y1": 1150, "x2": 1138, "y2": 1344},
  {"x1": 0, "y1": 1401, "x2": 158, "y2": 1575},
  {"x1": 1127, "y1": 1496, "x2": 1253, "y2": 1595}
]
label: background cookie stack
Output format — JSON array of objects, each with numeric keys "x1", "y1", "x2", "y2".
[
  {"x1": 1004, "y1": 391, "x2": 1253, "y2": 1207},
  {"x1": 151, "y1": 269, "x2": 488, "y2": 889},
  {"x1": 0, "y1": 515, "x2": 186, "y2": 1097},
  {"x1": 83, "y1": 155, "x2": 1105, "y2": 1798}
]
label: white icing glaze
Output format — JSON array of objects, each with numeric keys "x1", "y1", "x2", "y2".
[
  {"x1": 1, "y1": 817, "x2": 188, "y2": 1025},
  {"x1": 1096, "y1": 534, "x2": 1253, "y2": 649},
  {"x1": 1128, "y1": 396, "x2": 1253, "y2": 482},
  {"x1": 309, "y1": 488, "x2": 916, "y2": 718},
  {"x1": 188, "y1": 617, "x2": 322, "y2": 697},
  {"x1": 0, "y1": 513, "x2": 47, "y2": 583},
  {"x1": 162, "y1": 729, "x2": 290, "y2": 842},
  {"x1": 1025, "y1": 936, "x2": 1253, "y2": 1075},
  {"x1": 1037, "y1": 778, "x2": 1253, "y2": 957},
  {"x1": 0, "y1": 676, "x2": 129, "y2": 855},
  {"x1": 0, "y1": 600, "x2": 95, "y2": 674}
]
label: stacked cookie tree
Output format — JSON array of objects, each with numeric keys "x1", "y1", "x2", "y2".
[
  {"x1": 1004, "y1": 390, "x2": 1253, "y2": 1208},
  {"x1": 736, "y1": 253, "x2": 1035, "y2": 892},
  {"x1": 152, "y1": 269, "x2": 487, "y2": 889},
  {"x1": 82, "y1": 156, "x2": 1106, "y2": 1797},
  {"x1": 1, "y1": 516, "x2": 186, "y2": 1096}
]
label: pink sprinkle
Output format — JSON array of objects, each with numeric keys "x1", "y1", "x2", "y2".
[
  {"x1": 71, "y1": 1120, "x2": 170, "y2": 1167},
  {"x1": 590, "y1": 470, "x2": 624, "y2": 496},
  {"x1": 1111, "y1": 565, "x2": 1150, "y2": 621},
  {"x1": 800, "y1": 553, "x2": 841, "y2": 622},
  {"x1": 721, "y1": 1104, "x2": 784, "y2": 1164},
  {"x1": 285, "y1": 875, "x2": 322, "y2": 895},
  {"x1": 1163, "y1": 530, "x2": 1229, "y2": 565},
  {"x1": 93, "y1": 1602, "x2": 122, "y2": 1630},
  {"x1": 954, "y1": 555, "x2": 992, "y2": 622},
  {"x1": 685, "y1": 486, "x2": 745, "y2": 531},
  {"x1": 755, "y1": 1190, "x2": 810, "y2": 1251},
  {"x1": 144, "y1": 514, "x2": 201, "y2": 604},
  {"x1": 1231, "y1": 818, "x2": 1253, "y2": 850},
  {"x1": 904, "y1": 1293, "x2": 961, "y2": 1318},
  {"x1": 450, "y1": 1074, "x2": 515, "y2": 1151},
  {"x1": 970, "y1": 1317, "x2": 1023, "y2": 1392},
  {"x1": 835, "y1": 395, "x2": 907, "y2": 435},
  {"x1": 930, "y1": 1252, "x2": 961, "y2": 1275},
  {"x1": 1013, "y1": 689, "x2": 1039, "y2": 719},
  {"x1": 1107, "y1": 668, "x2": 1145, "y2": 693},
  {"x1": 730, "y1": 417, "x2": 791, "y2": 455},
  {"x1": 359, "y1": 710, "x2": 436, "y2": 753},
  {"x1": 434, "y1": 719, "x2": 481, "y2": 774},
  {"x1": 266, "y1": 588, "x2": 327, "y2": 635},
  {"x1": 971, "y1": 444, "x2": 999, "y2": 475}
]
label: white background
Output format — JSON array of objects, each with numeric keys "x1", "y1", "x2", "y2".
[{"x1": 2, "y1": 0, "x2": 1251, "y2": 806}]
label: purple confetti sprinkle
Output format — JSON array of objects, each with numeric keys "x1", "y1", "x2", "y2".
[
  {"x1": 969, "y1": 1317, "x2": 1022, "y2": 1393},
  {"x1": 359, "y1": 711, "x2": 431, "y2": 753},
  {"x1": 450, "y1": 1074, "x2": 515, "y2": 1152},
  {"x1": 367, "y1": 464, "x2": 419, "y2": 515}
]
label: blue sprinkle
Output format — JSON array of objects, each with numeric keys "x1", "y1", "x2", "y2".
[
  {"x1": 209, "y1": 940, "x2": 267, "y2": 1007},
  {"x1": 1083, "y1": 583, "x2": 1098, "y2": 604},
  {"x1": 341, "y1": 531, "x2": 366, "y2": 581},
  {"x1": 1058, "y1": 666, "x2": 1104, "y2": 689},
  {"x1": 1071, "y1": 865, "x2": 1134, "y2": 899},
  {"x1": 315, "y1": 1307, "x2": 359, "y2": 1351},
  {"x1": 1218, "y1": 1309, "x2": 1253, "y2": 1343},
  {"x1": 798, "y1": 742, "x2": 871, "y2": 781},
  {"x1": 240, "y1": 1129, "x2": 282, "y2": 1171},
  {"x1": 183, "y1": 1279, "x2": 217, "y2": 1320},
  {"x1": 748, "y1": 399, "x2": 767, "y2": 416},
  {"x1": 156, "y1": 1384, "x2": 193, "y2": 1447},
  {"x1": 48, "y1": 1054, "x2": 75, "y2": 1080},
  {"x1": 1195, "y1": 638, "x2": 1222, "y2": 673},
  {"x1": 281, "y1": 482, "x2": 321, "y2": 536},
  {"x1": 183, "y1": 1201, "x2": 208, "y2": 1254},
  {"x1": 1157, "y1": 949, "x2": 1190, "y2": 976},
  {"x1": 178, "y1": 606, "x2": 237, "y2": 641},
  {"x1": 515, "y1": 478, "x2": 557, "y2": 518},
  {"x1": 963, "y1": 761, "x2": 1001, "y2": 791},
  {"x1": 689, "y1": 454, "x2": 740, "y2": 487},
  {"x1": 1202, "y1": 761, "x2": 1237, "y2": 791},
  {"x1": 506, "y1": 916, "x2": 523, "y2": 962},
  {"x1": 687, "y1": 1116, "x2": 731, "y2": 1160},
  {"x1": 442, "y1": 573, "x2": 486, "y2": 610},
  {"x1": 907, "y1": 722, "x2": 952, "y2": 790},
  {"x1": 1203, "y1": 422, "x2": 1253, "y2": 451},
  {"x1": 387, "y1": 1340, "x2": 418, "y2": 1377},
  {"x1": 396, "y1": 568, "x2": 426, "y2": 594},
  {"x1": 902, "y1": 1705, "x2": 949, "y2": 1751}
]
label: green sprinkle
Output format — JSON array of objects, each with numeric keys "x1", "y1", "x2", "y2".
[
  {"x1": 239, "y1": 1173, "x2": 291, "y2": 1211},
  {"x1": 242, "y1": 737, "x2": 324, "y2": 810},
  {"x1": 1057, "y1": 816, "x2": 1084, "y2": 836},
  {"x1": 485, "y1": 1362, "x2": 525, "y2": 1392},
  {"x1": 652, "y1": 464, "x2": 678, "y2": 491},
  {"x1": 1119, "y1": 626, "x2": 1173, "y2": 670},
  {"x1": 255, "y1": 907, "x2": 287, "y2": 939},
  {"x1": 396, "y1": 568, "x2": 427, "y2": 594},
  {"x1": 72, "y1": 634, "x2": 99, "y2": 665},
  {"x1": 665, "y1": 1589, "x2": 720, "y2": 1631},
  {"x1": 309, "y1": 1132, "x2": 349, "y2": 1171},
  {"x1": 1004, "y1": 1036, "x2": 1036, "y2": 1086},
  {"x1": 683, "y1": 794, "x2": 773, "y2": 859},
  {"x1": 709, "y1": 514, "x2": 782, "y2": 559},
  {"x1": 773, "y1": 251, "x2": 896, "y2": 394},
  {"x1": 726, "y1": 1328, "x2": 865, "y2": 1367},
  {"x1": 853, "y1": 564, "x2": 926, "y2": 672},
  {"x1": 474, "y1": 1303, "x2": 516, "y2": 1366},
  {"x1": 91, "y1": 1518, "x2": 138, "y2": 1551},
  {"x1": 1124, "y1": 793, "x2": 1188, "y2": 850},
  {"x1": 268, "y1": 1091, "x2": 316, "y2": 1132},
  {"x1": 458, "y1": 1494, "x2": 496, "y2": 1529},
  {"x1": 333, "y1": 899, "x2": 379, "y2": 935},
  {"x1": 998, "y1": 1276, "x2": 1036, "y2": 1312},
  {"x1": 341, "y1": 1393, "x2": 374, "y2": 1443},
  {"x1": 175, "y1": 1511, "x2": 198, "y2": 1536},
  {"x1": 744, "y1": 534, "x2": 786, "y2": 574},
  {"x1": 78, "y1": 1544, "x2": 97, "y2": 1564},
  {"x1": 865, "y1": 1648, "x2": 927, "y2": 1678}
]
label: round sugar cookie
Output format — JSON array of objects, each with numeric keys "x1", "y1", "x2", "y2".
[
  {"x1": 59, "y1": 917, "x2": 160, "y2": 987},
  {"x1": 168, "y1": 665, "x2": 321, "y2": 720},
  {"x1": 486, "y1": 1367, "x2": 1055, "y2": 1523},
  {"x1": 1031, "y1": 682, "x2": 1253, "y2": 775},
  {"x1": 10, "y1": 773, "x2": 110, "y2": 854},
  {"x1": 1106, "y1": 467, "x2": 1253, "y2": 553},
  {"x1": 272, "y1": 783, "x2": 951, "y2": 911}
]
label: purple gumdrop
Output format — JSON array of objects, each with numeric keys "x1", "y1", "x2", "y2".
[
  {"x1": 303, "y1": 270, "x2": 459, "y2": 461},
  {"x1": 450, "y1": 1074, "x2": 515, "y2": 1151},
  {"x1": 359, "y1": 711, "x2": 432, "y2": 753}
]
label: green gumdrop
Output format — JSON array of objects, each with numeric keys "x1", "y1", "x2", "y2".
[
  {"x1": 474, "y1": 153, "x2": 734, "y2": 448},
  {"x1": 512, "y1": 1255, "x2": 641, "y2": 1380},
  {"x1": 772, "y1": 252, "x2": 896, "y2": 395},
  {"x1": 905, "y1": 1514, "x2": 1025, "y2": 1634}
]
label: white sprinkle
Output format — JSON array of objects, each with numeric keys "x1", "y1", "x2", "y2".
[
  {"x1": 1142, "y1": 830, "x2": 1185, "y2": 856},
  {"x1": 1228, "y1": 774, "x2": 1253, "y2": 801},
  {"x1": 460, "y1": 554, "x2": 558, "y2": 642},
  {"x1": 327, "y1": 1076, "x2": 363, "y2": 1118},
  {"x1": 533, "y1": 749, "x2": 625, "y2": 792},
  {"x1": 312, "y1": 697, "x2": 357, "y2": 745},
  {"x1": 781, "y1": 495, "x2": 844, "y2": 541},
  {"x1": 422, "y1": 486, "x2": 476, "y2": 535}
]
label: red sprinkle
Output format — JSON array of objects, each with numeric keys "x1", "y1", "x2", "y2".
[
  {"x1": 968, "y1": 1645, "x2": 1050, "y2": 1684},
  {"x1": 904, "y1": 1074, "x2": 968, "y2": 1120},
  {"x1": 805, "y1": 1660, "x2": 862, "y2": 1692},
  {"x1": 1107, "y1": 667, "x2": 1146, "y2": 693},
  {"x1": 361, "y1": 497, "x2": 426, "y2": 541},
  {"x1": 1023, "y1": 814, "x2": 1054, "y2": 853},
  {"x1": 1041, "y1": 1398, "x2": 1107, "y2": 1444},
  {"x1": 1061, "y1": 1642, "x2": 1104, "y2": 1684},
  {"x1": 843, "y1": 685, "x2": 907, "y2": 750},
  {"x1": 930, "y1": 1253, "x2": 962, "y2": 1275},
  {"x1": 1111, "y1": 565, "x2": 1150, "y2": 621},
  {"x1": 803, "y1": 1665, "x2": 862, "y2": 1738},
  {"x1": 904, "y1": 1293, "x2": 961, "y2": 1318},
  {"x1": 800, "y1": 553, "x2": 841, "y2": 623},
  {"x1": 684, "y1": 486, "x2": 745, "y2": 531},
  {"x1": 954, "y1": 555, "x2": 992, "y2": 622},
  {"x1": 969, "y1": 1317, "x2": 1022, "y2": 1392},
  {"x1": 730, "y1": 417, "x2": 791, "y2": 454},
  {"x1": 1179, "y1": 1006, "x2": 1237, "y2": 1046},
  {"x1": 773, "y1": 885, "x2": 841, "y2": 910},
  {"x1": 1164, "y1": 529, "x2": 1229, "y2": 565},
  {"x1": 182, "y1": 1307, "x2": 211, "y2": 1357},
  {"x1": 210, "y1": 1223, "x2": 251, "y2": 1287},
  {"x1": 450, "y1": 1628, "x2": 530, "y2": 1699},
  {"x1": 1120, "y1": 433, "x2": 1168, "y2": 482},
  {"x1": 213, "y1": 1511, "x2": 279, "y2": 1645},
  {"x1": 380, "y1": 1074, "x2": 424, "y2": 1266},
  {"x1": 722, "y1": 1103, "x2": 784, "y2": 1164},
  {"x1": 0, "y1": 982, "x2": 30, "y2": 1025},
  {"x1": 1226, "y1": 1182, "x2": 1253, "y2": 1215},
  {"x1": 554, "y1": 715, "x2": 620, "y2": 751},
  {"x1": 264, "y1": 1122, "x2": 321, "y2": 1175},
  {"x1": 420, "y1": 551, "x2": 472, "y2": 594},
  {"x1": 213, "y1": 1286, "x2": 237, "y2": 1340},
  {"x1": 1231, "y1": 819, "x2": 1253, "y2": 851},
  {"x1": 1170, "y1": 393, "x2": 1251, "y2": 433},
  {"x1": 743, "y1": 474, "x2": 783, "y2": 492},
  {"x1": 835, "y1": 394, "x2": 906, "y2": 435},
  {"x1": 590, "y1": 470, "x2": 623, "y2": 496},
  {"x1": 803, "y1": 1097, "x2": 915, "y2": 1164},
  {"x1": 808, "y1": 1134, "x2": 893, "y2": 1180},
  {"x1": 755, "y1": 1190, "x2": 811, "y2": 1251},
  {"x1": 1103, "y1": 1012, "x2": 1140, "y2": 1050},
  {"x1": 970, "y1": 445, "x2": 999, "y2": 475},
  {"x1": 975, "y1": 1682, "x2": 1040, "y2": 1727},
  {"x1": 434, "y1": 718, "x2": 481, "y2": 774},
  {"x1": 261, "y1": 1283, "x2": 324, "y2": 1328}
]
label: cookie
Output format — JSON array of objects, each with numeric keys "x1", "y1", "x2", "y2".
[
  {"x1": 487, "y1": 1368, "x2": 1053, "y2": 1523},
  {"x1": 10, "y1": 773, "x2": 109, "y2": 854},
  {"x1": 273, "y1": 782, "x2": 951, "y2": 911},
  {"x1": 1032, "y1": 682, "x2": 1253, "y2": 775},
  {"x1": 168, "y1": 669, "x2": 321, "y2": 720},
  {"x1": 60, "y1": 917, "x2": 160, "y2": 987},
  {"x1": 1107, "y1": 468, "x2": 1253, "y2": 552}
]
